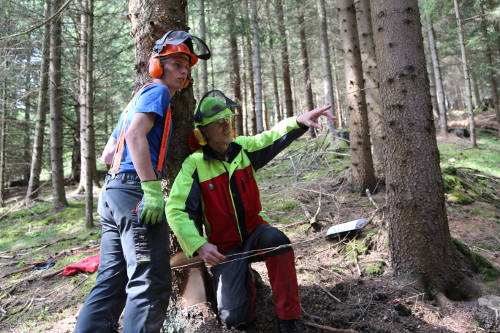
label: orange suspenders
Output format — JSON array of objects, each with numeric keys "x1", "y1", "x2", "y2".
[{"x1": 108, "y1": 83, "x2": 172, "y2": 178}]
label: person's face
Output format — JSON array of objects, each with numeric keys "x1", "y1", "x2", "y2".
[
  {"x1": 202, "y1": 116, "x2": 234, "y2": 151},
  {"x1": 162, "y1": 55, "x2": 190, "y2": 91}
]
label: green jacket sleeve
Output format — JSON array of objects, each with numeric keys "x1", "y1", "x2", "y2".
[{"x1": 165, "y1": 154, "x2": 207, "y2": 259}]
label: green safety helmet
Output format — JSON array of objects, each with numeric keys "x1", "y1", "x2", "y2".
[{"x1": 193, "y1": 90, "x2": 239, "y2": 127}]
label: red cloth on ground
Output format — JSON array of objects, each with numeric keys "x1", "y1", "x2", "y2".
[{"x1": 62, "y1": 253, "x2": 100, "y2": 276}]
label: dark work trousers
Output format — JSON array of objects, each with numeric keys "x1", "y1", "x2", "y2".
[
  {"x1": 74, "y1": 173, "x2": 171, "y2": 333},
  {"x1": 209, "y1": 224, "x2": 301, "y2": 330}
]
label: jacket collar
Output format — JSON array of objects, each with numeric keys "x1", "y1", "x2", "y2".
[{"x1": 202, "y1": 142, "x2": 241, "y2": 162}]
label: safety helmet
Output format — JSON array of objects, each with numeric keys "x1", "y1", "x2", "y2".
[
  {"x1": 193, "y1": 90, "x2": 239, "y2": 127},
  {"x1": 148, "y1": 30, "x2": 211, "y2": 81}
]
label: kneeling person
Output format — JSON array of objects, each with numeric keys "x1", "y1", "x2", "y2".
[{"x1": 165, "y1": 90, "x2": 335, "y2": 332}]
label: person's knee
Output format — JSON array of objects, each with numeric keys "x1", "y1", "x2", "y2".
[
  {"x1": 221, "y1": 312, "x2": 253, "y2": 331},
  {"x1": 260, "y1": 227, "x2": 290, "y2": 247}
]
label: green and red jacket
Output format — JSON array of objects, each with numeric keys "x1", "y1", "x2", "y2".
[{"x1": 165, "y1": 117, "x2": 308, "y2": 259}]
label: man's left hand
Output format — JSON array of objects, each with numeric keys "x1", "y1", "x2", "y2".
[{"x1": 297, "y1": 105, "x2": 335, "y2": 130}]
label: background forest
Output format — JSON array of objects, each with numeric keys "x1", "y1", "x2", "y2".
[
  {"x1": 2, "y1": 0, "x2": 500, "y2": 332},
  {"x1": 0, "y1": 0, "x2": 499, "y2": 204}
]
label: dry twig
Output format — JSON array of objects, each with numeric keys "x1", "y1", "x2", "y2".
[{"x1": 304, "y1": 321, "x2": 359, "y2": 333}]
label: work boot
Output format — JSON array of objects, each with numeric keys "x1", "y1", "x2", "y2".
[{"x1": 276, "y1": 317, "x2": 299, "y2": 333}]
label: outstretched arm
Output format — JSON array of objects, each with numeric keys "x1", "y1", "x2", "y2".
[{"x1": 296, "y1": 105, "x2": 336, "y2": 130}]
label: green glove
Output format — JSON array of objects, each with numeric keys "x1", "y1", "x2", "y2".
[{"x1": 140, "y1": 180, "x2": 165, "y2": 224}]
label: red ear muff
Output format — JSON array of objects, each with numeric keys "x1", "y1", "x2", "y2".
[{"x1": 149, "y1": 57, "x2": 163, "y2": 79}]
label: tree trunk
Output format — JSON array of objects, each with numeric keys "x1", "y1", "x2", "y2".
[
  {"x1": 23, "y1": 54, "x2": 32, "y2": 184},
  {"x1": 84, "y1": 0, "x2": 95, "y2": 229},
  {"x1": 198, "y1": 0, "x2": 208, "y2": 94},
  {"x1": 423, "y1": 13, "x2": 447, "y2": 136},
  {"x1": 453, "y1": 0, "x2": 477, "y2": 147},
  {"x1": 355, "y1": 0, "x2": 384, "y2": 173},
  {"x1": 245, "y1": 32, "x2": 257, "y2": 135},
  {"x1": 0, "y1": 77, "x2": 5, "y2": 207},
  {"x1": 422, "y1": 20, "x2": 440, "y2": 121},
  {"x1": 332, "y1": 49, "x2": 345, "y2": 128},
  {"x1": 275, "y1": 0, "x2": 294, "y2": 118},
  {"x1": 251, "y1": 0, "x2": 264, "y2": 133},
  {"x1": 371, "y1": 0, "x2": 479, "y2": 300},
  {"x1": 26, "y1": 0, "x2": 51, "y2": 206},
  {"x1": 228, "y1": 3, "x2": 243, "y2": 136},
  {"x1": 480, "y1": 3, "x2": 500, "y2": 140},
  {"x1": 77, "y1": 0, "x2": 98, "y2": 204},
  {"x1": 338, "y1": 0, "x2": 376, "y2": 192},
  {"x1": 316, "y1": 0, "x2": 337, "y2": 136},
  {"x1": 241, "y1": 44, "x2": 249, "y2": 136},
  {"x1": 297, "y1": 0, "x2": 316, "y2": 138},
  {"x1": 127, "y1": 0, "x2": 218, "y2": 330},
  {"x1": 77, "y1": 0, "x2": 89, "y2": 192},
  {"x1": 49, "y1": 0, "x2": 69, "y2": 211},
  {"x1": 265, "y1": 1, "x2": 282, "y2": 124},
  {"x1": 470, "y1": 71, "x2": 481, "y2": 110}
]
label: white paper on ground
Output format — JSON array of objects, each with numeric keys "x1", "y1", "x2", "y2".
[{"x1": 326, "y1": 219, "x2": 367, "y2": 236}]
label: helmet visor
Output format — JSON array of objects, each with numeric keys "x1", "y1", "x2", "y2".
[
  {"x1": 153, "y1": 30, "x2": 211, "y2": 61},
  {"x1": 194, "y1": 90, "x2": 239, "y2": 127}
]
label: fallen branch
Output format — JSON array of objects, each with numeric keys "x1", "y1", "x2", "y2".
[
  {"x1": 0, "y1": 265, "x2": 34, "y2": 279},
  {"x1": 304, "y1": 321, "x2": 359, "y2": 333},
  {"x1": 365, "y1": 189, "x2": 379, "y2": 209},
  {"x1": 41, "y1": 268, "x2": 64, "y2": 279},
  {"x1": 299, "y1": 191, "x2": 322, "y2": 231},
  {"x1": 312, "y1": 280, "x2": 341, "y2": 302}
]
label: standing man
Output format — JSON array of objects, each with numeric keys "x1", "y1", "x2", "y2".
[
  {"x1": 165, "y1": 90, "x2": 335, "y2": 333},
  {"x1": 74, "y1": 30, "x2": 210, "y2": 333}
]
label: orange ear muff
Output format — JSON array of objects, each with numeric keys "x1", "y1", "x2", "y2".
[
  {"x1": 149, "y1": 57, "x2": 163, "y2": 79},
  {"x1": 193, "y1": 128, "x2": 207, "y2": 146},
  {"x1": 181, "y1": 72, "x2": 191, "y2": 89}
]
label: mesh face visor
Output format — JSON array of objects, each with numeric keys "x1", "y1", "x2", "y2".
[
  {"x1": 153, "y1": 30, "x2": 211, "y2": 61},
  {"x1": 194, "y1": 90, "x2": 239, "y2": 127}
]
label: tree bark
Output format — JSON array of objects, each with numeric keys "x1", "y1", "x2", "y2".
[
  {"x1": 480, "y1": 3, "x2": 500, "y2": 140},
  {"x1": 371, "y1": 0, "x2": 478, "y2": 300},
  {"x1": 198, "y1": 0, "x2": 208, "y2": 94},
  {"x1": 265, "y1": 0, "x2": 282, "y2": 124},
  {"x1": 26, "y1": 0, "x2": 51, "y2": 206},
  {"x1": 245, "y1": 32, "x2": 257, "y2": 135},
  {"x1": 83, "y1": 0, "x2": 95, "y2": 229},
  {"x1": 49, "y1": 0, "x2": 69, "y2": 211},
  {"x1": 0, "y1": 76, "x2": 5, "y2": 207},
  {"x1": 275, "y1": 0, "x2": 294, "y2": 118},
  {"x1": 355, "y1": 0, "x2": 384, "y2": 173},
  {"x1": 127, "y1": 0, "x2": 217, "y2": 330},
  {"x1": 228, "y1": 3, "x2": 243, "y2": 136},
  {"x1": 338, "y1": 0, "x2": 376, "y2": 192},
  {"x1": 316, "y1": 0, "x2": 337, "y2": 136},
  {"x1": 251, "y1": 0, "x2": 264, "y2": 133},
  {"x1": 422, "y1": 19, "x2": 440, "y2": 121},
  {"x1": 297, "y1": 0, "x2": 316, "y2": 138},
  {"x1": 453, "y1": 0, "x2": 477, "y2": 147},
  {"x1": 423, "y1": 13, "x2": 447, "y2": 136}
]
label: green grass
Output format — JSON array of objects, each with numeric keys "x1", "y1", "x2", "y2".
[
  {"x1": 0, "y1": 199, "x2": 101, "y2": 252},
  {"x1": 439, "y1": 129, "x2": 500, "y2": 178}
]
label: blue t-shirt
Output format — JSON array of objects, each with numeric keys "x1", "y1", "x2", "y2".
[{"x1": 110, "y1": 84, "x2": 171, "y2": 175}]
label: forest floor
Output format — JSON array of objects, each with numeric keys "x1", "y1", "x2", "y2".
[{"x1": 1, "y1": 125, "x2": 500, "y2": 332}]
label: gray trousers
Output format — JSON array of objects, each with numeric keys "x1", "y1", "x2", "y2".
[{"x1": 74, "y1": 173, "x2": 171, "y2": 333}]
